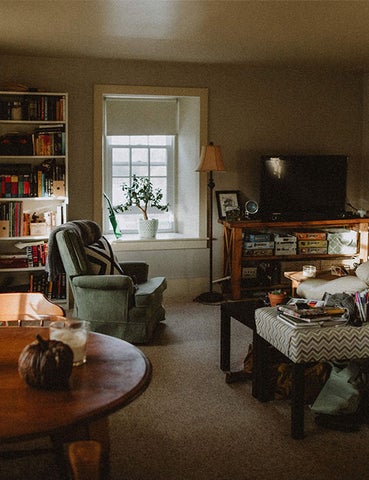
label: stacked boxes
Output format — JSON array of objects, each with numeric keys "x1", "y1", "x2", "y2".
[
  {"x1": 274, "y1": 233, "x2": 297, "y2": 255},
  {"x1": 242, "y1": 232, "x2": 274, "y2": 256},
  {"x1": 242, "y1": 232, "x2": 275, "y2": 287},
  {"x1": 294, "y1": 231, "x2": 328, "y2": 254}
]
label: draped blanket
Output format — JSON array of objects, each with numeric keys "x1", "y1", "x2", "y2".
[{"x1": 46, "y1": 220, "x2": 101, "y2": 281}]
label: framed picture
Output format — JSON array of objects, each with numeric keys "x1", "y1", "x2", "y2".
[{"x1": 216, "y1": 190, "x2": 240, "y2": 219}]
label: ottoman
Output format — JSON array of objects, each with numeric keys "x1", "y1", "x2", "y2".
[{"x1": 252, "y1": 307, "x2": 369, "y2": 438}]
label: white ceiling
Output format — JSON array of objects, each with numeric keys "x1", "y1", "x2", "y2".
[{"x1": 2, "y1": 0, "x2": 369, "y2": 71}]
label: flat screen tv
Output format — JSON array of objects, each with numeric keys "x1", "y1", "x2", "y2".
[{"x1": 259, "y1": 155, "x2": 348, "y2": 221}]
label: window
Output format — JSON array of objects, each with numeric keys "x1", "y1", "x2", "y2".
[
  {"x1": 94, "y1": 85, "x2": 208, "y2": 242},
  {"x1": 107, "y1": 134, "x2": 174, "y2": 232}
]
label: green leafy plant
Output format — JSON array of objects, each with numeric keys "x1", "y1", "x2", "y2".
[
  {"x1": 113, "y1": 175, "x2": 169, "y2": 220},
  {"x1": 269, "y1": 289, "x2": 286, "y2": 295}
]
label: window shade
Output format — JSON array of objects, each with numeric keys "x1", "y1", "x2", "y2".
[{"x1": 105, "y1": 98, "x2": 178, "y2": 135}]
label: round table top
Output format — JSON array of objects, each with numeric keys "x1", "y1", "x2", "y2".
[{"x1": 0, "y1": 327, "x2": 152, "y2": 442}]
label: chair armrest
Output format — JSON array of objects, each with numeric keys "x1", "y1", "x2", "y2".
[
  {"x1": 119, "y1": 262, "x2": 149, "y2": 284},
  {"x1": 72, "y1": 275, "x2": 134, "y2": 291}
]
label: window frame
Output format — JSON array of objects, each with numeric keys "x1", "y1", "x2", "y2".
[
  {"x1": 93, "y1": 85, "x2": 208, "y2": 244},
  {"x1": 105, "y1": 134, "x2": 175, "y2": 233}
]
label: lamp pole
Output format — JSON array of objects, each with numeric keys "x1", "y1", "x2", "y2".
[
  {"x1": 208, "y1": 169, "x2": 215, "y2": 293},
  {"x1": 194, "y1": 142, "x2": 225, "y2": 304}
]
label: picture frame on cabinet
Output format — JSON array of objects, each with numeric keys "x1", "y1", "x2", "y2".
[{"x1": 216, "y1": 190, "x2": 240, "y2": 219}]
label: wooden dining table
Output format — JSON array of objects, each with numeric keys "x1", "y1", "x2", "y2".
[{"x1": 0, "y1": 326, "x2": 152, "y2": 477}]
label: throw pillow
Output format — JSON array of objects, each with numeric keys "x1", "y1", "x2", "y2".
[
  {"x1": 356, "y1": 261, "x2": 369, "y2": 284},
  {"x1": 85, "y1": 236, "x2": 124, "y2": 275}
]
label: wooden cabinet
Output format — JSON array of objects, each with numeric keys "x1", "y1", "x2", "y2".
[
  {"x1": 220, "y1": 218, "x2": 369, "y2": 300},
  {"x1": 0, "y1": 91, "x2": 68, "y2": 308}
]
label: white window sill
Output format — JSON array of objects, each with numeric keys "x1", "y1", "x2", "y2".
[{"x1": 107, "y1": 233, "x2": 208, "y2": 251}]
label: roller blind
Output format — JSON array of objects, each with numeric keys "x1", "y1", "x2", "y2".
[{"x1": 105, "y1": 97, "x2": 178, "y2": 135}]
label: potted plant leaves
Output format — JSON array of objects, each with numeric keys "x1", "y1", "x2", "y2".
[{"x1": 113, "y1": 175, "x2": 169, "y2": 238}]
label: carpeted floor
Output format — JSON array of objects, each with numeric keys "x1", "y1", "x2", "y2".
[{"x1": 2, "y1": 299, "x2": 369, "y2": 479}]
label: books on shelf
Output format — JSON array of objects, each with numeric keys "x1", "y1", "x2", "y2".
[
  {"x1": 32, "y1": 125, "x2": 65, "y2": 156},
  {"x1": 0, "y1": 161, "x2": 65, "y2": 198},
  {"x1": 29, "y1": 271, "x2": 66, "y2": 300},
  {"x1": 0, "y1": 95, "x2": 66, "y2": 122},
  {"x1": 297, "y1": 239, "x2": 328, "y2": 254}
]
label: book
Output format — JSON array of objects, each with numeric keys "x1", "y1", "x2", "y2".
[
  {"x1": 243, "y1": 248, "x2": 274, "y2": 256},
  {"x1": 298, "y1": 240, "x2": 328, "y2": 248},
  {"x1": 243, "y1": 241, "x2": 275, "y2": 249},
  {"x1": 294, "y1": 231, "x2": 327, "y2": 240},
  {"x1": 277, "y1": 304, "x2": 346, "y2": 320},
  {"x1": 243, "y1": 232, "x2": 273, "y2": 242},
  {"x1": 298, "y1": 247, "x2": 328, "y2": 254},
  {"x1": 274, "y1": 234, "x2": 297, "y2": 243},
  {"x1": 278, "y1": 313, "x2": 348, "y2": 328}
]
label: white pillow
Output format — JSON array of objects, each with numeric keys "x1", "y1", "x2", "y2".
[{"x1": 355, "y1": 261, "x2": 369, "y2": 284}]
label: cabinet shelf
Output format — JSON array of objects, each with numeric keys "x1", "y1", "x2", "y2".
[
  {"x1": 242, "y1": 253, "x2": 354, "y2": 262},
  {"x1": 220, "y1": 218, "x2": 369, "y2": 300},
  {"x1": 0, "y1": 197, "x2": 66, "y2": 202},
  {"x1": 0, "y1": 266, "x2": 45, "y2": 273},
  {"x1": 0, "y1": 156, "x2": 66, "y2": 159},
  {"x1": 0, "y1": 120, "x2": 66, "y2": 125}
]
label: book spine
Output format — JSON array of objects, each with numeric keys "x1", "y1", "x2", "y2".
[
  {"x1": 243, "y1": 249, "x2": 274, "y2": 256},
  {"x1": 298, "y1": 240, "x2": 328, "y2": 248},
  {"x1": 294, "y1": 232, "x2": 327, "y2": 240}
]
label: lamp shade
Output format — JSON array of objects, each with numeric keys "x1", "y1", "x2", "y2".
[{"x1": 196, "y1": 143, "x2": 226, "y2": 172}]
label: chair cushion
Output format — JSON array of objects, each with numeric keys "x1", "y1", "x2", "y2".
[{"x1": 85, "y1": 237, "x2": 124, "y2": 275}]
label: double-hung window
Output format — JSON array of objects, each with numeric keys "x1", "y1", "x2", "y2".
[{"x1": 107, "y1": 134, "x2": 175, "y2": 232}]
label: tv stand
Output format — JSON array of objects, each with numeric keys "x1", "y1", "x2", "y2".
[{"x1": 219, "y1": 217, "x2": 369, "y2": 300}]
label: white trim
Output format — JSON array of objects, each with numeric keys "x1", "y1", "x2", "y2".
[{"x1": 109, "y1": 234, "x2": 207, "y2": 252}]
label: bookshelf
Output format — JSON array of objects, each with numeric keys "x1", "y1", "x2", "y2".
[
  {"x1": 219, "y1": 218, "x2": 369, "y2": 300},
  {"x1": 0, "y1": 91, "x2": 68, "y2": 309}
]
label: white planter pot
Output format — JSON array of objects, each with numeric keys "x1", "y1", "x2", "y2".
[{"x1": 138, "y1": 218, "x2": 159, "y2": 239}]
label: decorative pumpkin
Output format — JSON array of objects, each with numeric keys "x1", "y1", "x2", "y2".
[{"x1": 18, "y1": 334, "x2": 73, "y2": 390}]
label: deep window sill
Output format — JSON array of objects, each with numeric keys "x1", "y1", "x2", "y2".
[{"x1": 107, "y1": 233, "x2": 207, "y2": 251}]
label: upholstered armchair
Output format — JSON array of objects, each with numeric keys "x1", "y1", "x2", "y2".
[{"x1": 47, "y1": 220, "x2": 167, "y2": 344}]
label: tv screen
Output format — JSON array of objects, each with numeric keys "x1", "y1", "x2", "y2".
[{"x1": 259, "y1": 155, "x2": 348, "y2": 221}]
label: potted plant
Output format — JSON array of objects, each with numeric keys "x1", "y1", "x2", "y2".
[
  {"x1": 113, "y1": 175, "x2": 169, "y2": 238},
  {"x1": 268, "y1": 289, "x2": 287, "y2": 307}
]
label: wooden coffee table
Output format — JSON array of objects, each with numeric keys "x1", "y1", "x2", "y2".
[{"x1": 0, "y1": 327, "x2": 151, "y2": 477}]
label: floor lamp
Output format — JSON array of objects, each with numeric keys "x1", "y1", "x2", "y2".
[{"x1": 195, "y1": 142, "x2": 226, "y2": 303}]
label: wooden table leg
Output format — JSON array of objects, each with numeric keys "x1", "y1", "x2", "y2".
[
  {"x1": 291, "y1": 363, "x2": 305, "y2": 439},
  {"x1": 51, "y1": 417, "x2": 110, "y2": 479},
  {"x1": 252, "y1": 332, "x2": 274, "y2": 402},
  {"x1": 68, "y1": 440, "x2": 102, "y2": 480},
  {"x1": 87, "y1": 417, "x2": 110, "y2": 479},
  {"x1": 220, "y1": 308, "x2": 231, "y2": 371}
]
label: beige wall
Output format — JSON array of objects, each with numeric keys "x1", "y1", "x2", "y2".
[{"x1": 1, "y1": 55, "x2": 365, "y2": 297}]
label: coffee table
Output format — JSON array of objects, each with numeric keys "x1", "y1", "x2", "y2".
[{"x1": 0, "y1": 327, "x2": 151, "y2": 477}]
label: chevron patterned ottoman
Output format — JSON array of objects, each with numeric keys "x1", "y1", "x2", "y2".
[{"x1": 252, "y1": 306, "x2": 369, "y2": 439}]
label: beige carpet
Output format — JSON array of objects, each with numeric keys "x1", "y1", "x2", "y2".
[{"x1": 2, "y1": 299, "x2": 369, "y2": 479}]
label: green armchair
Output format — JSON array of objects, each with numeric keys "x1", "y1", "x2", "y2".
[{"x1": 47, "y1": 220, "x2": 167, "y2": 344}]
